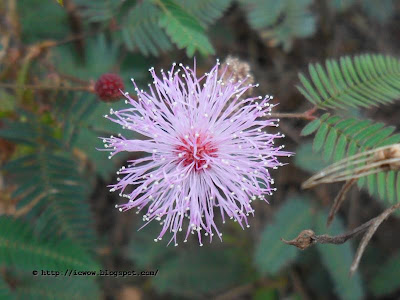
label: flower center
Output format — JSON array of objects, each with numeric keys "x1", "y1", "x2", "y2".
[{"x1": 175, "y1": 132, "x2": 218, "y2": 171}]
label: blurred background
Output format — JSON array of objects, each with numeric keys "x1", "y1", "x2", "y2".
[{"x1": 1, "y1": 0, "x2": 400, "y2": 299}]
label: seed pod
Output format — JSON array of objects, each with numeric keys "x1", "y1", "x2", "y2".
[{"x1": 95, "y1": 73, "x2": 124, "y2": 102}]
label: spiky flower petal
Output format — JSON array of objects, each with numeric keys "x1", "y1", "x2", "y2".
[{"x1": 102, "y1": 60, "x2": 291, "y2": 245}]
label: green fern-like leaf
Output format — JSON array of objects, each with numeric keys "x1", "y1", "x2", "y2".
[
  {"x1": 0, "y1": 217, "x2": 100, "y2": 299},
  {"x1": 155, "y1": 0, "x2": 215, "y2": 57},
  {"x1": 241, "y1": 0, "x2": 316, "y2": 51},
  {"x1": 152, "y1": 248, "x2": 245, "y2": 296},
  {"x1": 18, "y1": 0, "x2": 69, "y2": 44},
  {"x1": 2, "y1": 150, "x2": 96, "y2": 250},
  {"x1": 254, "y1": 196, "x2": 313, "y2": 275},
  {"x1": 176, "y1": 0, "x2": 232, "y2": 26},
  {"x1": 0, "y1": 111, "x2": 97, "y2": 250},
  {"x1": 1, "y1": 275, "x2": 100, "y2": 300},
  {"x1": 74, "y1": 0, "x2": 124, "y2": 22},
  {"x1": 0, "y1": 217, "x2": 99, "y2": 271},
  {"x1": 297, "y1": 54, "x2": 400, "y2": 110},
  {"x1": 56, "y1": 93, "x2": 135, "y2": 179},
  {"x1": 315, "y1": 211, "x2": 364, "y2": 300},
  {"x1": 0, "y1": 112, "x2": 60, "y2": 148},
  {"x1": 303, "y1": 113, "x2": 400, "y2": 160},
  {"x1": 54, "y1": 35, "x2": 120, "y2": 80},
  {"x1": 303, "y1": 113, "x2": 400, "y2": 203},
  {"x1": 122, "y1": 1, "x2": 173, "y2": 56}
]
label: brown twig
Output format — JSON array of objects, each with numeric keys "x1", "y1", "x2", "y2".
[
  {"x1": 350, "y1": 202, "x2": 400, "y2": 275},
  {"x1": 30, "y1": 24, "x2": 119, "y2": 50},
  {"x1": 64, "y1": 0, "x2": 85, "y2": 57},
  {"x1": 302, "y1": 144, "x2": 400, "y2": 189},
  {"x1": 282, "y1": 216, "x2": 378, "y2": 248},
  {"x1": 327, "y1": 178, "x2": 356, "y2": 227},
  {"x1": 58, "y1": 72, "x2": 91, "y2": 85},
  {"x1": 269, "y1": 107, "x2": 318, "y2": 121},
  {"x1": 0, "y1": 82, "x2": 92, "y2": 92},
  {"x1": 282, "y1": 202, "x2": 400, "y2": 275},
  {"x1": 14, "y1": 192, "x2": 47, "y2": 217},
  {"x1": 41, "y1": 60, "x2": 91, "y2": 85}
]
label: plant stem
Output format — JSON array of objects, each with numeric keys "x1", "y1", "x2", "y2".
[
  {"x1": 282, "y1": 202, "x2": 400, "y2": 275},
  {"x1": 0, "y1": 82, "x2": 92, "y2": 92},
  {"x1": 269, "y1": 112, "x2": 311, "y2": 119},
  {"x1": 269, "y1": 107, "x2": 318, "y2": 120}
]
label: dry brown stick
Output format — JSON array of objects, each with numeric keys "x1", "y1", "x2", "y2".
[
  {"x1": 350, "y1": 202, "x2": 400, "y2": 275},
  {"x1": 58, "y1": 72, "x2": 91, "y2": 85},
  {"x1": 269, "y1": 112, "x2": 310, "y2": 119},
  {"x1": 281, "y1": 222, "x2": 369, "y2": 251},
  {"x1": 282, "y1": 202, "x2": 400, "y2": 275},
  {"x1": 0, "y1": 82, "x2": 92, "y2": 91},
  {"x1": 282, "y1": 213, "x2": 382, "y2": 249},
  {"x1": 327, "y1": 178, "x2": 356, "y2": 227},
  {"x1": 302, "y1": 144, "x2": 400, "y2": 189},
  {"x1": 34, "y1": 23, "x2": 119, "y2": 50},
  {"x1": 13, "y1": 192, "x2": 47, "y2": 217},
  {"x1": 269, "y1": 107, "x2": 317, "y2": 121},
  {"x1": 64, "y1": 0, "x2": 85, "y2": 57}
]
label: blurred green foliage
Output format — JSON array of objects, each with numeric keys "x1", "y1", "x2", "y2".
[
  {"x1": 371, "y1": 251, "x2": 400, "y2": 296},
  {"x1": 315, "y1": 212, "x2": 364, "y2": 300},
  {"x1": 1, "y1": 0, "x2": 400, "y2": 299},
  {"x1": 294, "y1": 142, "x2": 329, "y2": 173},
  {"x1": 254, "y1": 196, "x2": 313, "y2": 275},
  {"x1": 241, "y1": 0, "x2": 316, "y2": 51},
  {"x1": 18, "y1": 0, "x2": 69, "y2": 43}
]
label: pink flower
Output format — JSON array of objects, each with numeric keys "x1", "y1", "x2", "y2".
[{"x1": 102, "y1": 60, "x2": 290, "y2": 246}]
